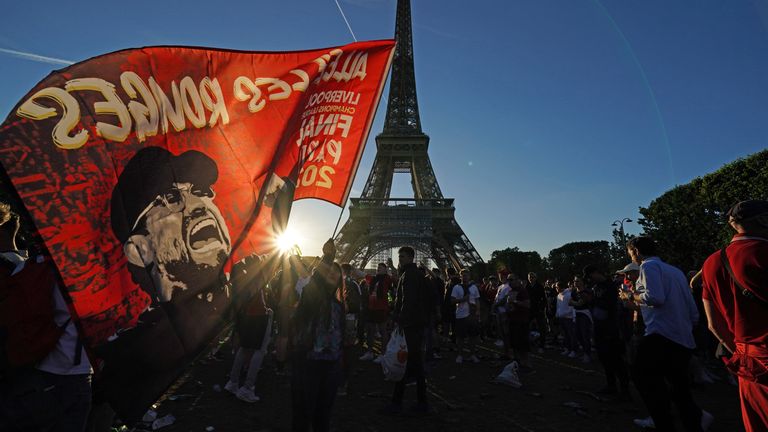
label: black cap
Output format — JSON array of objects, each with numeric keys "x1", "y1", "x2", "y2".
[
  {"x1": 110, "y1": 147, "x2": 218, "y2": 244},
  {"x1": 727, "y1": 200, "x2": 768, "y2": 222}
]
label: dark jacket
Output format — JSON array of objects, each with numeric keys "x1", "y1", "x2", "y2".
[{"x1": 393, "y1": 263, "x2": 430, "y2": 328}]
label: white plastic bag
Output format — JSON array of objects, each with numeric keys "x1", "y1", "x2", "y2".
[
  {"x1": 493, "y1": 361, "x2": 522, "y2": 388},
  {"x1": 381, "y1": 327, "x2": 408, "y2": 382}
]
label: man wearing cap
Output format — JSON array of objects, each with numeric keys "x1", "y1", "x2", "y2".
[
  {"x1": 615, "y1": 262, "x2": 643, "y2": 355},
  {"x1": 701, "y1": 200, "x2": 768, "y2": 432},
  {"x1": 99, "y1": 147, "x2": 239, "y2": 419},
  {"x1": 111, "y1": 146, "x2": 233, "y2": 305},
  {"x1": 626, "y1": 236, "x2": 713, "y2": 431}
]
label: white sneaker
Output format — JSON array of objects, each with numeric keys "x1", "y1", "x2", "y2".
[
  {"x1": 373, "y1": 355, "x2": 383, "y2": 364},
  {"x1": 455, "y1": 355, "x2": 463, "y2": 364},
  {"x1": 224, "y1": 380, "x2": 239, "y2": 395},
  {"x1": 494, "y1": 339, "x2": 504, "y2": 347},
  {"x1": 567, "y1": 351, "x2": 577, "y2": 358},
  {"x1": 633, "y1": 416, "x2": 655, "y2": 428},
  {"x1": 359, "y1": 351, "x2": 375, "y2": 361},
  {"x1": 235, "y1": 386, "x2": 260, "y2": 403},
  {"x1": 701, "y1": 410, "x2": 714, "y2": 431}
]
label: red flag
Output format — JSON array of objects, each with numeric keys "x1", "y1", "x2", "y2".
[{"x1": 0, "y1": 40, "x2": 394, "y2": 422}]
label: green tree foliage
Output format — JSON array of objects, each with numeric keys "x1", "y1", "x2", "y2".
[
  {"x1": 547, "y1": 240, "x2": 612, "y2": 282},
  {"x1": 608, "y1": 228, "x2": 636, "y2": 271},
  {"x1": 487, "y1": 247, "x2": 544, "y2": 279},
  {"x1": 638, "y1": 149, "x2": 768, "y2": 271}
]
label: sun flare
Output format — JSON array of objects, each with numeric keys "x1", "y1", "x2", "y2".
[{"x1": 275, "y1": 228, "x2": 301, "y2": 254}]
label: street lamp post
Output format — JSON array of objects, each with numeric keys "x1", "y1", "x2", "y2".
[{"x1": 612, "y1": 218, "x2": 633, "y2": 247}]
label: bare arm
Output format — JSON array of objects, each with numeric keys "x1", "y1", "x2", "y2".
[{"x1": 703, "y1": 298, "x2": 735, "y2": 354}]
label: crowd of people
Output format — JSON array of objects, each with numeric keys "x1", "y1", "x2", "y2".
[{"x1": 1, "y1": 199, "x2": 767, "y2": 432}]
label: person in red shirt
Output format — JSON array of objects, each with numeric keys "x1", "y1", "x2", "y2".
[
  {"x1": 701, "y1": 200, "x2": 768, "y2": 432},
  {"x1": 359, "y1": 263, "x2": 394, "y2": 362}
]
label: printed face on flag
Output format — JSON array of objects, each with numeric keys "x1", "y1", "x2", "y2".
[{"x1": 0, "y1": 41, "x2": 394, "y2": 423}]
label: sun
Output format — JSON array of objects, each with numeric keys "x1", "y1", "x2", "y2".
[{"x1": 275, "y1": 228, "x2": 301, "y2": 254}]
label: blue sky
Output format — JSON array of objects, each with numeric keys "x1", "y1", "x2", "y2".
[{"x1": 1, "y1": 0, "x2": 767, "y2": 260}]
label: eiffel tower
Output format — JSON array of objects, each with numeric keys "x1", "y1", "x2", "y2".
[{"x1": 334, "y1": 0, "x2": 483, "y2": 270}]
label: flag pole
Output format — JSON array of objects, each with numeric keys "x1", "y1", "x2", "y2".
[{"x1": 332, "y1": 198, "x2": 348, "y2": 238}]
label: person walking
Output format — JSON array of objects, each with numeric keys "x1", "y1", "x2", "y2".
[
  {"x1": 527, "y1": 273, "x2": 547, "y2": 352},
  {"x1": 569, "y1": 276, "x2": 593, "y2": 363},
  {"x1": 225, "y1": 255, "x2": 273, "y2": 403},
  {"x1": 555, "y1": 281, "x2": 577, "y2": 358},
  {"x1": 359, "y1": 263, "x2": 393, "y2": 363},
  {"x1": 493, "y1": 274, "x2": 514, "y2": 359},
  {"x1": 583, "y1": 265, "x2": 629, "y2": 398},
  {"x1": 627, "y1": 236, "x2": 713, "y2": 432},
  {"x1": 701, "y1": 200, "x2": 768, "y2": 432},
  {"x1": 338, "y1": 263, "x2": 363, "y2": 396},
  {"x1": 0, "y1": 202, "x2": 93, "y2": 432},
  {"x1": 380, "y1": 246, "x2": 431, "y2": 415},
  {"x1": 451, "y1": 269, "x2": 481, "y2": 364},
  {"x1": 506, "y1": 274, "x2": 532, "y2": 369}
]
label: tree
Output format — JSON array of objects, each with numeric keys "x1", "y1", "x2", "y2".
[
  {"x1": 487, "y1": 247, "x2": 544, "y2": 279},
  {"x1": 608, "y1": 228, "x2": 636, "y2": 271},
  {"x1": 638, "y1": 149, "x2": 768, "y2": 271},
  {"x1": 547, "y1": 241, "x2": 612, "y2": 282}
]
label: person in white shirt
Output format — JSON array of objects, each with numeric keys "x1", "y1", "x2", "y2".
[
  {"x1": 493, "y1": 274, "x2": 513, "y2": 359},
  {"x1": 555, "y1": 281, "x2": 577, "y2": 357},
  {"x1": 627, "y1": 236, "x2": 713, "y2": 432},
  {"x1": 451, "y1": 269, "x2": 481, "y2": 364}
]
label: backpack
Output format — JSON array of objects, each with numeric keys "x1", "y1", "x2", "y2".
[{"x1": 0, "y1": 254, "x2": 66, "y2": 372}]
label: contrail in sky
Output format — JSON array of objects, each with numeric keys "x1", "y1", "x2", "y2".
[
  {"x1": 334, "y1": 0, "x2": 358, "y2": 41},
  {"x1": 0, "y1": 47, "x2": 74, "y2": 66}
]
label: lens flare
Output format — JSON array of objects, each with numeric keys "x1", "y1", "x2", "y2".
[{"x1": 275, "y1": 229, "x2": 300, "y2": 254}]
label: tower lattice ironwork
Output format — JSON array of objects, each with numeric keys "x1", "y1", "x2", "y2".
[{"x1": 334, "y1": 0, "x2": 483, "y2": 270}]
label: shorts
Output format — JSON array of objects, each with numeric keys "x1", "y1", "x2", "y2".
[
  {"x1": 508, "y1": 320, "x2": 530, "y2": 352},
  {"x1": 455, "y1": 317, "x2": 478, "y2": 339},
  {"x1": 237, "y1": 314, "x2": 271, "y2": 349}
]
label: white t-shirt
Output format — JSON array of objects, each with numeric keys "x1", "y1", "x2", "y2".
[
  {"x1": 494, "y1": 283, "x2": 511, "y2": 313},
  {"x1": 451, "y1": 283, "x2": 480, "y2": 319},
  {"x1": 555, "y1": 288, "x2": 575, "y2": 319}
]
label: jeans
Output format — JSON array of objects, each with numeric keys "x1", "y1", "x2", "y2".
[
  {"x1": 392, "y1": 326, "x2": 426, "y2": 405},
  {"x1": 633, "y1": 334, "x2": 703, "y2": 432},
  {"x1": 290, "y1": 356, "x2": 341, "y2": 432},
  {"x1": 575, "y1": 313, "x2": 592, "y2": 354},
  {"x1": 558, "y1": 317, "x2": 577, "y2": 352},
  {"x1": 230, "y1": 310, "x2": 273, "y2": 388},
  {"x1": 594, "y1": 321, "x2": 628, "y2": 390},
  {"x1": 0, "y1": 369, "x2": 92, "y2": 432}
]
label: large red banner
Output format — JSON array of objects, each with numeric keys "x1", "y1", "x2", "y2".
[{"x1": 0, "y1": 40, "x2": 394, "y2": 421}]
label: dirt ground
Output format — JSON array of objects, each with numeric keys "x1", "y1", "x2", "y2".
[{"x1": 137, "y1": 334, "x2": 743, "y2": 432}]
